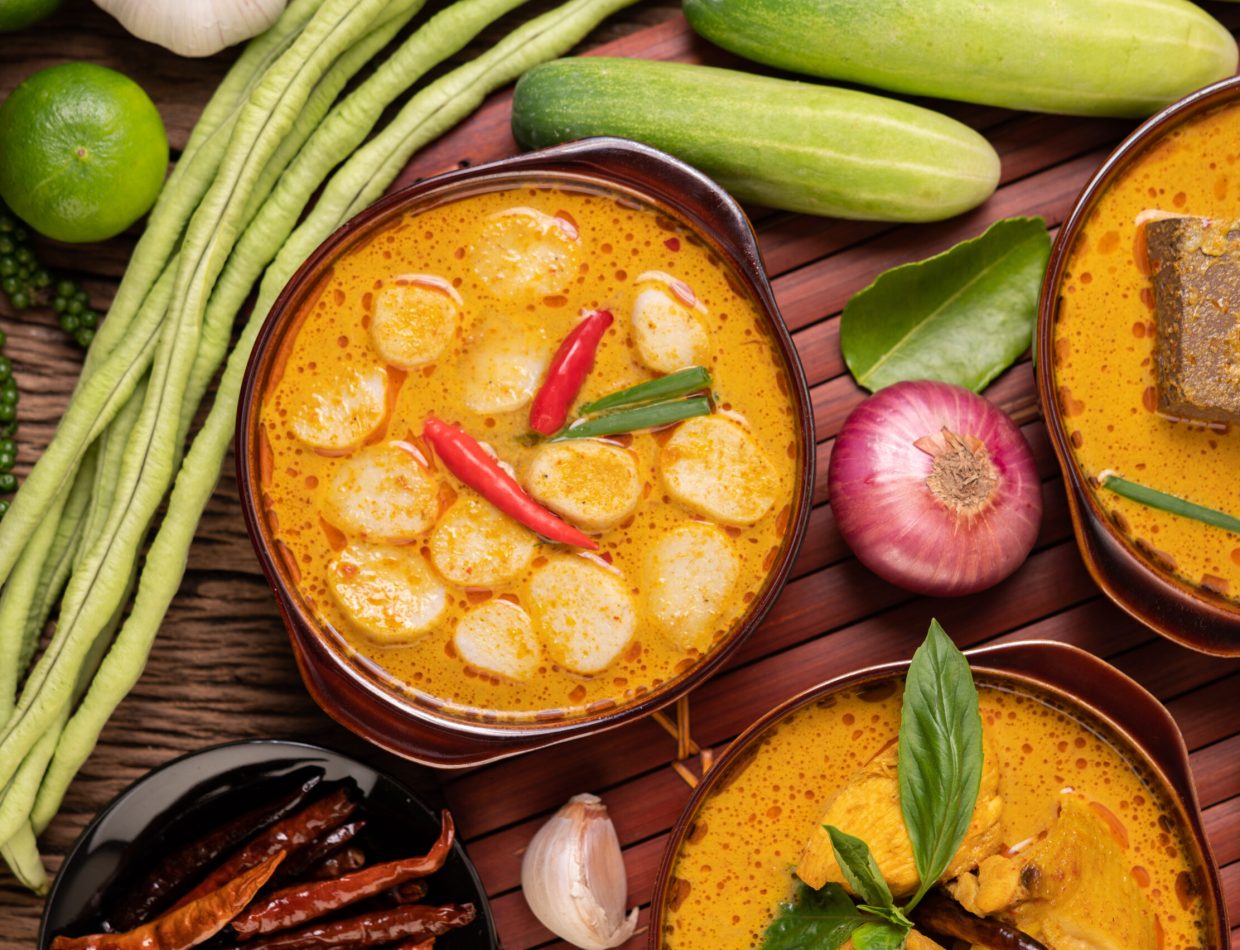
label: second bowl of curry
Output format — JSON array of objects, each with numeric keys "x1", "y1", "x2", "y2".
[
  {"x1": 1039, "y1": 76, "x2": 1240, "y2": 654},
  {"x1": 237, "y1": 138, "x2": 814, "y2": 766}
]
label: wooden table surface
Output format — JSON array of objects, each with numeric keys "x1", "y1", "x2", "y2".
[{"x1": 2, "y1": 1, "x2": 1239, "y2": 947}]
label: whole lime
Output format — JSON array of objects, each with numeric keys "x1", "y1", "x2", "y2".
[
  {"x1": 0, "y1": 62, "x2": 168, "y2": 243},
  {"x1": 0, "y1": 0, "x2": 62, "y2": 31}
]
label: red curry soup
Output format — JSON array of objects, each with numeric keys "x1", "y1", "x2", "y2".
[
  {"x1": 256, "y1": 182, "x2": 801, "y2": 722},
  {"x1": 1052, "y1": 99, "x2": 1240, "y2": 602}
]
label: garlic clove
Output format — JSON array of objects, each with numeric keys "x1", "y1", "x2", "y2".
[
  {"x1": 93, "y1": 0, "x2": 289, "y2": 58},
  {"x1": 521, "y1": 793, "x2": 638, "y2": 950}
]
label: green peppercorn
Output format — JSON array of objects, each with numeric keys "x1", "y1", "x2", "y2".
[
  {"x1": 0, "y1": 499, "x2": 9, "y2": 518},
  {"x1": 0, "y1": 451, "x2": 13, "y2": 472},
  {"x1": 0, "y1": 438, "x2": 12, "y2": 455},
  {"x1": 58, "y1": 314, "x2": 80, "y2": 333},
  {"x1": 10, "y1": 290, "x2": 29, "y2": 310},
  {"x1": 55, "y1": 279, "x2": 74, "y2": 297},
  {"x1": 0, "y1": 258, "x2": 15, "y2": 278},
  {"x1": 75, "y1": 327, "x2": 95, "y2": 348},
  {"x1": 1, "y1": 276, "x2": 18, "y2": 296},
  {"x1": 0, "y1": 474, "x2": 16, "y2": 493},
  {"x1": 0, "y1": 404, "x2": 14, "y2": 424},
  {"x1": 0, "y1": 357, "x2": 10, "y2": 379},
  {"x1": 80, "y1": 310, "x2": 97, "y2": 329},
  {"x1": 32, "y1": 269, "x2": 50, "y2": 289},
  {"x1": 66, "y1": 297, "x2": 83, "y2": 316}
]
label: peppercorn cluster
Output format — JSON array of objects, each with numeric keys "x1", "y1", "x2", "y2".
[{"x1": 0, "y1": 203, "x2": 99, "y2": 349}]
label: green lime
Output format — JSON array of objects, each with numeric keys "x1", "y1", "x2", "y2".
[
  {"x1": 0, "y1": 0, "x2": 62, "y2": 31},
  {"x1": 0, "y1": 62, "x2": 168, "y2": 243}
]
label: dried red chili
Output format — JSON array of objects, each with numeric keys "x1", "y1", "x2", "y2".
[
  {"x1": 232, "y1": 813, "x2": 455, "y2": 939},
  {"x1": 306, "y1": 847, "x2": 365, "y2": 881},
  {"x1": 110, "y1": 775, "x2": 321, "y2": 929},
  {"x1": 52, "y1": 853, "x2": 285, "y2": 950},
  {"x1": 171, "y1": 788, "x2": 357, "y2": 911},
  {"x1": 529, "y1": 309, "x2": 613, "y2": 435},
  {"x1": 272, "y1": 820, "x2": 365, "y2": 887},
  {"x1": 234, "y1": 902, "x2": 476, "y2": 949},
  {"x1": 422, "y1": 417, "x2": 597, "y2": 549}
]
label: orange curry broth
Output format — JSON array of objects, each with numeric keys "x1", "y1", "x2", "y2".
[
  {"x1": 257, "y1": 183, "x2": 799, "y2": 721},
  {"x1": 660, "y1": 678, "x2": 1214, "y2": 949},
  {"x1": 1053, "y1": 100, "x2": 1240, "y2": 600}
]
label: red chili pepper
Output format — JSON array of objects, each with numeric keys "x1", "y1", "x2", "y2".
[
  {"x1": 109, "y1": 775, "x2": 322, "y2": 930},
  {"x1": 52, "y1": 853, "x2": 285, "y2": 950},
  {"x1": 529, "y1": 309, "x2": 613, "y2": 435},
  {"x1": 422, "y1": 417, "x2": 597, "y2": 549},
  {"x1": 234, "y1": 903, "x2": 476, "y2": 949},
  {"x1": 271, "y1": 820, "x2": 365, "y2": 888},
  {"x1": 232, "y1": 813, "x2": 455, "y2": 939},
  {"x1": 305, "y1": 847, "x2": 366, "y2": 881},
  {"x1": 171, "y1": 788, "x2": 357, "y2": 911}
]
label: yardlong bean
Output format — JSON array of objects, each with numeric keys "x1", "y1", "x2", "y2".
[
  {"x1": 0, "y1": 1, "x2": 328, "y2": 583},
  {"x1": 0, "y1": 0, "x2": 404, "y2": 793},
  {"x1": 29, "y1": 0, "x2": 640, "y2": 833}
]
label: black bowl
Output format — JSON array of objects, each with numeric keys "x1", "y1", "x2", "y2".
[{"x1": 38, "y1": 739, "x2": 499, "y2": 949}]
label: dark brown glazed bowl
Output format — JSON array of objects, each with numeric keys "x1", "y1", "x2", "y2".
[
  {"x1": 1037, "y1": 76, "x2": 1240, "y2": 656},
  {"x1": 236, "y1": 137, "x2": 815, "y2": 768},
  {"x1": 648, "y1": 640, "x2": 1228, "y2": 948}
]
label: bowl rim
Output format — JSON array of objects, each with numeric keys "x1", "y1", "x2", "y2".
[
  {"x1": 1035, "y1": 74, "x2": 1240, "y2": 656},
  {"x1": 235, "y1": 137, "x2": 816, "y2": 756},
  {"x1": 36, "y1": 737, "x2": 500, "y2": 949},
  {"x1": 646, "y1": 638, "x2": 1229, "y2": 947}
]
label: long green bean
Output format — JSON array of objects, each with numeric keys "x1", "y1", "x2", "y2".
[
  {"x1": 20, "y1": 458, "x2": 96, "y2": 672},
  {"x1": 30, "y1": 0, "x2": 640, "y2": 834},
  {"x1": 0, "y1": 499, "x2": 68, "y2": 721},
  {"x1": 0, "y1": 0, "x2": 404, "y2": 796},
  {"x1": 0, "y1": 710, "x2": 65, "y2": 850},
  {"x1": 0, "y1": 0, "x2": 327, "y2": 586},
  {"x1": 1, "y1": 822, "x2": 45, "y2": 895}
]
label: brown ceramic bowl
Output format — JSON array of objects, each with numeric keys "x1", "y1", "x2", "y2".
[
  {"x1": 237, "y1": 137, "x2": 815, "y2": 768},
  {"x1": 649, "y1": 640, "x2": 1229, "y2": 947},
  {"x1": 1037, "y1": 76, "x2": 1240, "y2": 656}
]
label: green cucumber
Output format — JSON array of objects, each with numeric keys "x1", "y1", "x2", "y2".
[
  {"x1": 511, "y1": 58, "x2": 1000, "y2": 222},
  {"x1": 682, "y1": 0, "x2": 1237, "y2": 119}
]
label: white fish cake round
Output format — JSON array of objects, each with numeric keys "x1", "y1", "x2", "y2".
[{"x1": 660, "y1": 415, "x2": 778, "y2": 525}]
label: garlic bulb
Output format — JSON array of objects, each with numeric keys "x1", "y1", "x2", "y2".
[
  {"x1": 93, "y1": 0, "x2": 288, "y2": 57},
  {"x1": 521, "y1": 793, "x2": 638, "y2": 949}
]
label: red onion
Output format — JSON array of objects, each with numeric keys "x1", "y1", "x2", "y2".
[{"x1": 828, "y1": 380, "x2": 1042, "y2": 597}]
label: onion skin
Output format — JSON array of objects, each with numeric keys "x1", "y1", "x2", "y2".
[{"x1": 828, "y1": 380, "x2": 1042, "y2": 597}]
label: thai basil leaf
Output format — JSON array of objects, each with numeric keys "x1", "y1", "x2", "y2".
[
  {"x1": 841, "y1": 216, "x2": 1050, "y2": 393},
  {"x1": 761, "y1": 882, "x2": 862, "y2": 950},
  {"x1": 851, "y1": 921, "x2": 909, "y2": 950},
  {"x1": 898, "y1": 619, "x2": 983, "y2": 909},
  {"x1": 826, "y1": 826, "x2": 896, "y2": 916}
]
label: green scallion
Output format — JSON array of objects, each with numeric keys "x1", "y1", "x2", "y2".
[
  {"x1": 552, "y1": 396, "x2": 711, "y2": 441},
  {"x1": 1098, "y1": 471, "x2": 1240, "y2": 534},
  {"x1": 577, "y1": 365, "x2": 712, "y2": 415}
]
